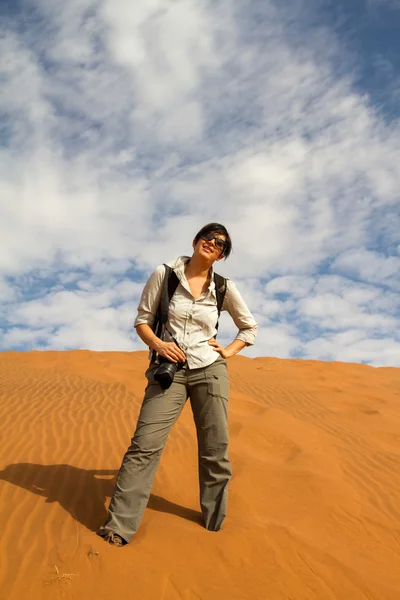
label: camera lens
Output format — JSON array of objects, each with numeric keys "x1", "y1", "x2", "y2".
[{"x1": 153, "y1": 361, "x2": 178, "y2": 389}]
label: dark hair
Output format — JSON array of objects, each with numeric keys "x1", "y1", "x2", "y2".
[{"x1": 194, "y1": 223, "x2": 232, "y2": 260}]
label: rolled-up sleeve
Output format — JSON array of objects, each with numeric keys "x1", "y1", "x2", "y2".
[
  {"x1": 223, "y1": 279, "x2": 258, "y2": 346},
  {"x1": 134, "y1": 265, "x2": 166, "y2": 329}
]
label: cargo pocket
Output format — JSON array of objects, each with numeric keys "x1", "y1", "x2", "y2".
[{"x1": 205, "y1": 372, "x2": 230, "y2": 401}]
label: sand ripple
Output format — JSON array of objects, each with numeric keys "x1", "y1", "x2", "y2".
[{"x1": 0, "y1": 351, "x2": 400, "y2": 599}]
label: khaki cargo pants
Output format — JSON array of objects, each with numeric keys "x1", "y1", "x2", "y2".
[{"x1": 99, "y1": 356, "x2": 231, "y2": 543}]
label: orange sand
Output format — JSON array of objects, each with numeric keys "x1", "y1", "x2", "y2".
[{"x1": 1, "y1": 351, "x2": 400, "y2": 600}]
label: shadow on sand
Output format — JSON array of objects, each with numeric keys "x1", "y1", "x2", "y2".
[{"x1": 0, "y1": 463, "x2": 202, "y2": 531}]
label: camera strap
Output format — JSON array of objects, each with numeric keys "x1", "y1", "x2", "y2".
[{"x1": 164, "y1": 326, "x2": 181, "y2": 349}]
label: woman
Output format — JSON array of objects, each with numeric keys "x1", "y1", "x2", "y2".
[{"x1": 97, "y1": 223, "x2": 258, "y2": 546}]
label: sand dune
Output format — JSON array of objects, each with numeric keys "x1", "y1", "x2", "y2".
[{"x1": 1, "y1": 351, "x2": 400, "y2": 600}]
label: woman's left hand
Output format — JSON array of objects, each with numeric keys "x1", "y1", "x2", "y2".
[{"x1": 208, "y1": 338, "x2": 231, "y2": 359}]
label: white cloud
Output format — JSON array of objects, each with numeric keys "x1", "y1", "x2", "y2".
[
  {"x1": 3, "y1": 280, "x2": 141, "y2": 351},
  {"x1": 332, "y1": 250, "x2": 400, "y2": 289},
  {"x1": 246, "y1": 324, "x2": 301, "y2": 360},
  {"x1": 265, "y1": 276, "x2": 315, "y2": 298},
  {"x1": 298, "y1": 293, "x2": 397, "y2": 332},
  {"x1": 0, "y1": 277, "x2": 17, "y2": 304},
  {"x1": 1, "y1": 0, "x2": 400, "y2": 366},
  {"x1": 305, "y1": 335, "x2": 400, "y2": 367}
]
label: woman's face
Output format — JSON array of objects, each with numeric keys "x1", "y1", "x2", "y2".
[{"x1": 193, "y1": 232, "x2": 226, "y2": 263}]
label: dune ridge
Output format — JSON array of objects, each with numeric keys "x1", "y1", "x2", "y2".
[{"x1": 0, "y1": 350, "x2": 400, "y2": 600}]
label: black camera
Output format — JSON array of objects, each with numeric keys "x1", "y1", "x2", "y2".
[{"x1": 153, "y1": 357, "x2": 184, "y2": 390}]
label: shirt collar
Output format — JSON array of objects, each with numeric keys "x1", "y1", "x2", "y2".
[{"x1": 167, "y1": 256, "x2": 216, "y2": 294}]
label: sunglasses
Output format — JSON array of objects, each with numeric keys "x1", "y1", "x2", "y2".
[{"x1": 201, "y1": 232, "x2": 227, "y2": 252}]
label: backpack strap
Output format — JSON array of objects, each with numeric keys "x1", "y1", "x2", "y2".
[
  {"x1": 159, "y1": 265, "x2": 180, "y2": 327},
  {"x1": 213, "y1": 272, "x2": 227, "y2": 335},
  {"x1": 150, "y1": 265, "x2": 180, "y2": 363}
]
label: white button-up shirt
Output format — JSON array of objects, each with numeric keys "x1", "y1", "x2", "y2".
[{"x1": 134, "y1": 256, "x2": 258, "y2": 369}]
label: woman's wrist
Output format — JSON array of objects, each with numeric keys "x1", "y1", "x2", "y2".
[
  {"x1": 136, "y1": 324, "x2": 164, "y2": 353},
  {"x1": 224, "y1": 340, "x2": 247, "y2": 358},
  {"x1": 223, "y1": 347, "x2": 234, "y2": 359},
  {"x1": 151, "y1": 339, "x2": 164, "y2": 353}
]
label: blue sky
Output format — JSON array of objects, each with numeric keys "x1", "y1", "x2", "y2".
[{"x1": 1, "y1": 0, "x2": 400, "y2": 366}]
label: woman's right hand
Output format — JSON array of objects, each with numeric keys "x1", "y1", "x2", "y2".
[{"x1": 156, "y1": 341, "x2": 186, "y2": 364}]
